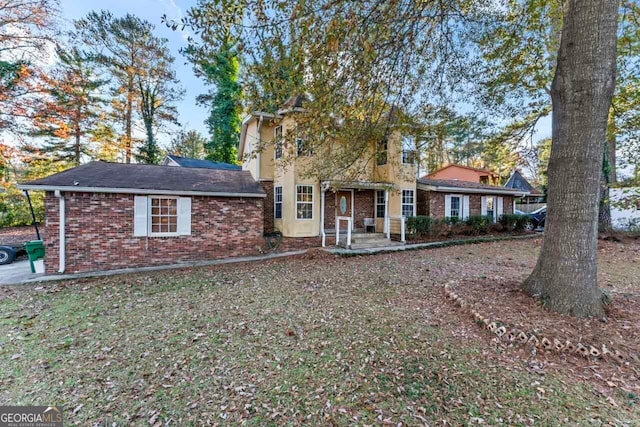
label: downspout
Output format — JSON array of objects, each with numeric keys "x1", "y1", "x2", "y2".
[{"x1": 55, "y1": 190, "x2": 65, "y2": 273}]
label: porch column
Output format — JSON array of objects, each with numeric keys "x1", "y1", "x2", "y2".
[
  {"x1": 320, "y1": 188, "x2": 326, "y2": 247},
  {"x1": 384, "y1": 189, "x2": 390, "y2": 239}
]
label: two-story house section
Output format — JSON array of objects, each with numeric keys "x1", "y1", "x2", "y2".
[{"x1": 238, "y1": 99, "x2": 418, "y2": 248}]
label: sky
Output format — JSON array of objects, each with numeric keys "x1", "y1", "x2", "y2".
[{"x1": 59, "y1": 0, "x2": 210, "y2": 140}]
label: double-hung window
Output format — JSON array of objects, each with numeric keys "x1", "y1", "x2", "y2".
[
  {"x1": 376, "y1": 190, "x2": 386, "y2": 218},
  {"x1": 150, "y1": 197, "x2": 178, "y2": 234},
  {"x1": 296, "y1": 185, "x2": 313, "y2": 219},
  {"x1": 274, "y1": 186, "x2": 283, "y2": 219},
  {"x1": 274, "y1": 125, "x2": 283, "y2": 159},
  {"x1": 377, "y1": 139, "x2": 388, "y2": 165},
  {"x1": 450, "y1": 196, "x2": 461, "y2": 219},
  {"x1": 401, "y1": 190, "x2": 415, "y2": 217},
  {"x1": 296, "y1": 137, "x2": 312, "y2": 156}
]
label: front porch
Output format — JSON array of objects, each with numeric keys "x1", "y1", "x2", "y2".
[{"x1": 319, "y1": 181, "x2": 407, "y2": 248}]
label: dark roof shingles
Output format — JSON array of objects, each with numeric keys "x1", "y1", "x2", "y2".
[
  {"x1": 417, "y1": 177, "x2": 524, "y2": 193},
  {"x1": 23, "y1": 161, "x2": 264, "y2": 195},
  {"x1": 167, "y1": 155, "x2": 241, "y2": 170}
]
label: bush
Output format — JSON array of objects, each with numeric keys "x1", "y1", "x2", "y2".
[
  {"x1": 465, "y1": 215, "x2": 492, "y2": 235},
  {"x1": 0, "y1": 186, "x2": 44, "y2": 227},
  {"x1": 444, "y1": 216, "x2": 461, "y2": 226},
  {"x1": 406, "y1": 216, "x2": 435, "y2": 236},
  {"x1": 499, "y1": 214, "x2": 531, "y2": 231}
]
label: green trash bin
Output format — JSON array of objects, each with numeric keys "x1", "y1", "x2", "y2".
[{"x1": 24, "y1": 240, "x2": 45, "y2": 273}]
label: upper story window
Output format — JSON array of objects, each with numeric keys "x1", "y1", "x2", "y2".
[
  {"x1": 296, "y1": 137, "x2": 312, "y2": 156},
  {"x1": 480, "y1": 175, "x2": 489, "y2": 184},
  {"x1": 274, "y1": 125, "x2": 283, "y2": 159},
  {"x1": 402, "y1": 150, "x2": 416, "y2": 164},
  {"x1": 377, "y1": 139, "x2": 388, "y2": 166}
]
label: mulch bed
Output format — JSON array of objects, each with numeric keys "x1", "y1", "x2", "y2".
[{"x1": 446, "y1": 277, "x2": 640, "y2": 402}]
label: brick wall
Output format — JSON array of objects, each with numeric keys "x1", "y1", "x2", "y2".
[
  {"x1": 278, "y1": 236, "x2": 323, "y2": 252},
  {"x1": 261, "y1": 180, "x2": 275, "y2": 234},
  {"x1": 417, "y1": 190, "x2": 514, "y2": 219},
  {"x1": 353, "y1": 190, "x2": 374, "y2": 229},
  {"x1": 324, "y1": 191, "x2": 336, "y2": 230},
  {"x1": 44, "y1": 191, "x2": 264, "y2": 275}
]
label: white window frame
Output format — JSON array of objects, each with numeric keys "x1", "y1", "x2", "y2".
[
  {"x1": 376, "y1": 190, "x2": 386, "y2": 218},
  {"x1": 296, "y1": 185, "x2": 314, "y2": 220},
  {"x1": 148, "y1": 196, "x2": 179, "y2": 237},
  {"x1": 274, "y1": 125, "x2": 283, "y2": 160},
  {"x1": 401, "y1": 189, "x2": 415, "y2": 217},
  {"x1": 449, "y1": 195, "x2": 462, "y2": 219},
  {"x1": 274, "y1": 186, "x2": 283, "y2": 219},
  {"x1": 296, "y1": 136, "x2": 312, "y2": 156}
]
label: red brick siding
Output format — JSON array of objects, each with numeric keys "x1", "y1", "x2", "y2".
[
  {"x1": 261, "y1": 181, "x2": 275, "y2": 234},
  {"x1": 353, "y1": 190, "x2": 375, "y2": 229},
  {"x1": 44, "y1": 191, "x2": 263, "y2": 274},
  {"x1": 324, "y1": 191, "x2": 336, "y2": 230},
  {"x1": 417, "y1": 190, "x2": 514, "y2": 219},
  {"x1": 278, "y1": 236, "x2": 322, "y2": 252}
]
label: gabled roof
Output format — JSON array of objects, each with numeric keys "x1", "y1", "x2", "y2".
[
  {"x1": 427, "y1": 164, "x2": 498, "y2": 178},
  {"x1": 19, "y1": 161, "x2": 265, "y2": 197},
  {"x1": 504, "y1": 170, "x2": 543, "y2": 195},
  {"x1": 163, "y1": 155, "x2": 241, "y2": 171},
  {"x1": 417, "y1": 177, "x2": 528, "y2": 196}
]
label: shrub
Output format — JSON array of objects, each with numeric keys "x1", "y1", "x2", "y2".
[
  {"x1": 444, "y1": 216, "x2": 461, "y2": 226},
  {"x1": 465, "y1": 215, "x2": 492, "y2": 235},
  {"x1": 405, "y1": 216, "x2": 434, "y2": 236}
]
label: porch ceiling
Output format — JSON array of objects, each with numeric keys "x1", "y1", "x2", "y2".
[{"x1": 321, "y1": 180, "x2": 396, "y2": 191}]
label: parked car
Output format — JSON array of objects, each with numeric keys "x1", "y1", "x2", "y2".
[
  {"x1": 514, "y1": 209, "x2": 526, "y2": 215},
  {"x1": 524, "y1": 206, "x2": 546, "y2": 231}
]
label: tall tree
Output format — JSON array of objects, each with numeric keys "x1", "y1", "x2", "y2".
[
  {"x1": 75, "y1": 11, "x2": 161, "y2": 163},
  {"x1": 0, "y1": 0, "x2": 59, "y2": 133},
  {"x1": 136, "y1": 39, "x2": 183, "y2": 164},
  {"x1": 32, "y1": 44, "x2": 106, "y2": 164},
  {"x1": 522, "y1": 0, "x2": 619, "y2": 316}
]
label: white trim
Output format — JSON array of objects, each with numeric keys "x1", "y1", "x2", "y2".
[
  {"x1": 274, "y1": 186, "x2": 283, "y2": 219},
  {"x1": 401, "y1": 188, "x2": 415, "y2": 217},
  {"x1": 417, "y1": 183, "x2": 527, "y2": 196},
  {"x1": 321, "y1": 189, "x2": 326, "y2": 246},
  {"x1": 446, "y1": 194, "x2": 463, "y2": 219},
  {"x1": 335, "y1": 189, "x2": 355, "y2": 230},
  {"x1": 274, "y1": 125, "x2": 283, "y2": 160},
  {"x1": 148, "y1": 196, "x2": 180, "y2": 237},
  {"x1": 17, "y1": 185, "x2": 266, "y2": 198},
  {"x1": 55, "y1": 190, "x2": 66, "y2": 273},
  {"x1": 295, "y1": 184, "x2": 314, "y2": 220}
]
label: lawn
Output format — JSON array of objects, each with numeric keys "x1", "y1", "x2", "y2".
[{"x1": 1, "y1": 238, "x2": 639, "y2": 425}]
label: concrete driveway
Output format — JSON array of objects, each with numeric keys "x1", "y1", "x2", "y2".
[{"x1": 0, "y1": 257, "x2": 43, "y2": 285}]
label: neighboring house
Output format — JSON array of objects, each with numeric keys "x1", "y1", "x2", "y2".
[
  {"x1": 162, "y1": 154, "x2": 241, "y2": 170},
  {"x1": 18, "y1": 161, "x2": 265, "y2": 275},
  {"x1": 238, "y1": 100, "x2": 418, "y2": 246},
  {"x1": 416, "y1": 178, "x2": 527, "y2": 221},
  {"x1": 426, "y1": 164, "x2": 500, "y2": 185},
  {"x1": 504, "y1": 170, "x2": 545, "y2": 206},
  {"x1": 611, "y1": 187, "x2": 640, "y2": 230}
]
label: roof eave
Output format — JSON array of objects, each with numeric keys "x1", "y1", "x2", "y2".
[
  {"x1": 417, "y1": 182, "x2": 529, "y2": 196},
  {"x1": 17, "y1": 184, "x2": 266, "y2": 198}
]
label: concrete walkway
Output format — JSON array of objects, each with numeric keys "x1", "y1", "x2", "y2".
[{"x1": 0, "y1": 257, "x2": 41, "y2": 285}]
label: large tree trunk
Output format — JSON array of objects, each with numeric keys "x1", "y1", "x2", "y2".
[{"x1": 522, "y1": 0, "x2": 618, "y2": 317}]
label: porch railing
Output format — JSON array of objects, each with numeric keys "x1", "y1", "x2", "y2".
[
  {"x1": 386, "y1": 216, "x2": 406, "y2": 243},
  {"x1": 335, "y1": 216, "x2": 353, "y2": 248}
]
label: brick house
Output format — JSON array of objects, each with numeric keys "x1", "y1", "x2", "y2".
[
  {"x1": 416, "y1": 178, "x2": 526, "y2": 220},
  {"x1": 19, "y1": 161, "x2": 265, "y2": 275},
  {"x1": 426, "y1": 164, "x2": 501, "y2": 185}
]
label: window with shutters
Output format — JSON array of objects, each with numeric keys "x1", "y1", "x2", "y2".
[
  {"x1": 449, "y1": 196, "x2": 461, "y2": 219},
  {"x1": 150, "y1": 197, "x2": 178, "y2": 235}
]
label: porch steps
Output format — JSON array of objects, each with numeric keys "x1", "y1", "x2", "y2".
[{"x1": 335, "y1": 232, "x2": 404, "y2": 250}]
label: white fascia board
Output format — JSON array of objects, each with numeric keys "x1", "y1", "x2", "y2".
[
  {"x1": 17, "y1": 184, "x2": 267, "y2": 198},
  {"x1": 417, "y1": 183, "x2": 528, "y2": 196}
]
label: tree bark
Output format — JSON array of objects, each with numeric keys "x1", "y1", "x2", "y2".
[{"x1": 522, "y1": 0, "x2": 618, "y2": 317}]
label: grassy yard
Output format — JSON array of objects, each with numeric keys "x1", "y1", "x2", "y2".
[{"x1": 1, "y1": 238, "x2": 639, "y2": 425}]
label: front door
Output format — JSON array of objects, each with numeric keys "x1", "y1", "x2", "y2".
[{"x1": 336, "y1": 190, "x2": 353, "y2": 231}]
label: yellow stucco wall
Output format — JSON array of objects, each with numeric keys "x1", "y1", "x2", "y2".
[{"x1": 242, "y1": 114, "x2": 417, "y2": 238}]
